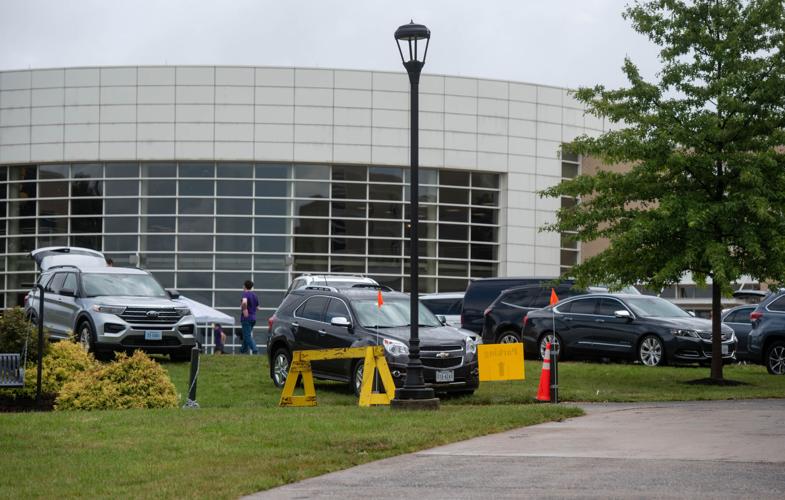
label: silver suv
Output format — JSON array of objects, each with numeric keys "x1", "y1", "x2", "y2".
[{"x1": 26, "y1": 250, "x2": 197, "y2": 361}]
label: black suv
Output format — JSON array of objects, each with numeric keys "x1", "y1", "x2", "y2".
[
  {"x1": 747, "y1": 292, "x2": 785, "y2": 374},
  {"x1": 267, "y1": 286, "x2": 480, "y2": 395},
  {"x1": 461, "y1": 277, "x2": 558, "y2": 334}
]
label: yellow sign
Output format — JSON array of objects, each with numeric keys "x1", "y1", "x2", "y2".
[
  {"x1": 279, "y1": 346, "x2": 396, "y2": 407},
  {"x1": 478, "y1": 343, "x2": 525, "y2": 381}
]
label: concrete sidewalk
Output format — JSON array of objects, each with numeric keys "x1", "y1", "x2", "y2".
[{"x1": 246, "y1": 399, "x2": 785, "y2": 499}]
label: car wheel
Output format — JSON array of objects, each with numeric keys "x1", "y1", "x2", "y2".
[
  {"x1": 638, "y1": 335, "x2": 665, "y2": 366},
  {"x1": 27, "y1": 310, "x2": 38, "y2": 327},
  {"x1": 352, "y1": 360, "x2": 364, "y2": 397},
  {"x1": 272, "y1": 348, "x2": 292, "y2": 388},
  {"x1": 498, "y1": 330, "x2": 521, "y2": 344},
  {"x1": 77, "y1": 321, "x2": 95, "y2": 354},
  {"x1": 538, "y1": 332, "x2": 561, "y2": 359},
  {"x1": 765, "y1": 341, "x2": 785, "y2": 375}
]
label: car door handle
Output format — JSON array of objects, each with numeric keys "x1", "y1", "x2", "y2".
[
  {"x1": 563, "y1": 317, "x2": 572, "y2": 321},
  {"x1": 291, "y1": 322, "x2": 299, "y2": 329},
  {"x1": 595, "y1": 319, "x2": 605, "y2": 323},
  {"x1": 317, "y1": 329, "x2": 327, "y2": 335}
]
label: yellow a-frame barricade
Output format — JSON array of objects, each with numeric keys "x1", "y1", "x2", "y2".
[{"x1": 278, "y1": 346, "x2": 396, "y2": 407}]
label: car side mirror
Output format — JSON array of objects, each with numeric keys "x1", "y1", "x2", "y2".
[
  {"x1": 331, "y1": 317, "x2": 351, "y2": 328},
  {"x1": 166, "y1": 288, "x2": 180, "y2": 299},
  {"x1": 688, "y1": 311, "x2": 696, "y2": 317},
  {"x1": 436, "y1": 314, "x2": 447, "y2": 325},
  {"x1": 60, "y1": 288, "x2": 76, "y2": 297},
  {"x1": 614, "y1": 310, "x2": 632, "y2": 320}
]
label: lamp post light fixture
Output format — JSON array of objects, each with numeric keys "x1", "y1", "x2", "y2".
[{"x1": 391, "y1": 21, "x2": 439, "y2": 409}]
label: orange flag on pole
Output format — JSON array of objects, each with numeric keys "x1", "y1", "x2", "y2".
[
  {"x1": 549, "y1": 288, "x2": 559, "y2": 305},
  {"x1": 377, "y1": 289, "x2": 384, "y2": 308}
]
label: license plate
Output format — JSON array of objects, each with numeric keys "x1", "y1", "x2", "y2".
[
  {"x1": 435, "y1": 370, "x2": 454, "y2": 383},
  {"x1": 722, "y1": 344, "x2": 728, "y2": 355},
  {"x1": 145, "y1": 330, "x2": 162, "y2": 341}
]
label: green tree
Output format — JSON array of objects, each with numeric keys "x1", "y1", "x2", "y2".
[{"x1": 541, "y1": 0, "x2": 785, "y2": 381}]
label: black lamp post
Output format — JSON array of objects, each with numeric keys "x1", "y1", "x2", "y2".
[{"x1": 391, "y1": 21, "x2": 438, "y2": 409}]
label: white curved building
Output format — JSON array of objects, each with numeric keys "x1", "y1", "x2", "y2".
[{"x1": 0, "y1": 65, "x2": 606, "y2": 339}]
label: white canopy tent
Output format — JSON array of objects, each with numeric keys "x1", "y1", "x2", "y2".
[{"x1": 173, "y1": 296, "x2": 236, "y2": 354}]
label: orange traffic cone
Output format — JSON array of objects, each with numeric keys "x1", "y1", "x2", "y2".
[{"x1": 536, "y1": 341, "x2": 551, "y2": 402}]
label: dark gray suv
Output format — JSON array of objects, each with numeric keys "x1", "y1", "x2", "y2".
[{"x1": 747, "y1": 292, "x2": 785, "y2": 374}]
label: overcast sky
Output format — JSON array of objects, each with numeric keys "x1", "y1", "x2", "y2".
[{"x1": 0, "y1": 0, "x2": 661, "y2": 90}]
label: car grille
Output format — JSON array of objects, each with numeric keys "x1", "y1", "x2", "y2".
[
  {"x1": 420, "y1": 345, "x2": 464, "y2": 370},
  {"x1": 119, "y1": 307, "x2": 181, "y2": 326},
  {"x1": 698, "y1": 331, "x2": 731, "y2": 341}
]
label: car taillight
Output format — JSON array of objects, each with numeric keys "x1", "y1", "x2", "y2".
[
  {"x1": 268, "y1": 314, "x2": 276, "y2": 331},
  {"x1": 750, "y1": 311, "x2": 763, "y2": 322},
  {"x1": 522, "y1": 315, "x2": 529, "y2": 328}
]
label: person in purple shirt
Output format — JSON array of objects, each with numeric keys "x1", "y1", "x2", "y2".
[{"x1": 240, "y1": 280, "x2": 260, "y2": 355}]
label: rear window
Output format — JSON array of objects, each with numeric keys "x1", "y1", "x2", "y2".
[
  {"x1": 767, "y1": 296, "x2": 785, "y2": 312},
  {"x1": 422, "y1": 298, "x2": 461, "y2": 315}
]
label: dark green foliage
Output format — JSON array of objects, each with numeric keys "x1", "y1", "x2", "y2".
[
  {"x1": 541, "y1": 1, "x2": 785, "y2": 380},
  {"x1": 0, "y1": 307, "x2": 47, "y2": 363}
]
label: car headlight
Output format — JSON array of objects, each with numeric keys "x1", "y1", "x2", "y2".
[
  {"x1": 383, "y1": 338, "x2": 409, "y2": 357},
  {"x1": 465, "y1": 336, "x2": 478, "y2": 355},
  {"x1": 670, "y1": 328, "x2": 700, "y2": 338},
  {"x1": 92, "y1": 304, "x2": 126, "y2": 315},
  {"x1": 175, "y1": 307, "x2": 191, "y2": 317}
]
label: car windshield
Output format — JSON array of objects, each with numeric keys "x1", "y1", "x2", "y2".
[
  {"x1": 353, "y1": 298, "x2": 442, "y2": 330},
  {"x1": 82, "y1": 273, "x2": 168, "y2": 298},
  {"x1": 624, "y1": 297, "x2": 691, "y2": 318}
]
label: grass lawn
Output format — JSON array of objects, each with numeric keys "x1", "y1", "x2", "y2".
[{"x1": 1, "y1": 355, "x2": 783, "y2": 499}]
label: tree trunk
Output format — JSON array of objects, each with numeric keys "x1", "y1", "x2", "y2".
[{"x1": 711, "y1": 281, "x2": 724, "y2": 381}]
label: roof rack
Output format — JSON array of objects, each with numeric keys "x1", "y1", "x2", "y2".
[
  {"x1": 303, "y1": 285, "x2": 338, "y2": 292},
  {"x1": 351, "y1": 284, "x2": 393, "y2": 291}
]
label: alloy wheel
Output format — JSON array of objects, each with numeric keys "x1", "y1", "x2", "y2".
[
  {"x1": 539, "y1": 334, "x2": 560, "y2": 359},
  {"x1": 639, "y1": 336, "x2": 663, "y2": 366},
  {"x1": 273, "y1": 352, "x2": 290, "y2": 386},
  {"x1": 499, "y1": 332, "x2": 520, "y2": 344},
  {"x1": 768, "y1": 344, "x2": 785, "y2": 375}
]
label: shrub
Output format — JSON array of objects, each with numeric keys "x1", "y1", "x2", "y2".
[
  {"x1": 26, "y1": 340, "x2": 99, "y2": 396},
  {"x1": 0, "y1": 307, "x2": 47, "y2": 362},
  {"x1": 56, "y1": 351, "x2": 179, "y2": 411}
]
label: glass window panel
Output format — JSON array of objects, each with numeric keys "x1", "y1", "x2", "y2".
[
  {"x1": 561, "y1": 250, "x2": 578, "y2": 266},
  {"x1": 404, "y1": 222, "x2": 436, "y2": 239},
  {"x1": 106, "y1": 162, "x2": 139, "y2": 178},
  {"x1": 294, "y1": 237, "x2": 328, "y2": 254},
  {"x1": 144, "y1": 254, "x2": 175, "y2": 270},
  {"x1": 376, "y1": 276, "x2": 402, "y2": 292},
  {"x1": 215, "y1": 272, "x2": 248, "y2": 289},
  {"x1": 331, "y1": 201, "x2": 366, "y2": 218},
  {"x1": 39, "y1": 164, "x2": 68, "y2": 180},
  {"x1": 439, "y1": 242, "x2": 468, "y2": 259},
  {"x1": 294, "y1": 218, "x2": 328, "y2": 235},
  {"x1": 72, "y1": 234, "x2": 101, "y2": 250},
  {"x1": 332, "y1": 219, "x2": 365, "y2": 236},
  {"x1": 215, "y1": 253, "x2": 252, "y2": 270},
  {"x1": 369, "y1": 167, "x2": 402, "y2": 183},
  {"x1": 295, "y1": 199, "x2": 329, "y2": 217},
  {"x1": 562, "y1": 162, "x2": 579, "y2": 178},
  {"x1": 179, "y1": 216, "x2": 213, "y2": 233},
  {"x1": 217, "y1": 198, "x2": 252, "y2": 215},
  {"x1": 403, "y1": 240, "x2": 437, "y2": 258},
  {"x1": 216, "y1": 217, "x2": 251, "y2": 233},
  {"x1": 143, "y1": 179, "x2": 176, "y2": 196},
  {"x1": 178, "y1": 253, "x2": 213, "y2": 270},
  {"x1": 294, "y1": 164, "x2": 329, "y2": 180},
  {"x1": 254, "y1": 236, "x2": 288, "y2": 253},
  {"x1": 368, "y1": 238, "x2": 401, "y2": 256},
  {"x1": 440, "y1": 170, "x2": 470, "y2": 187},
  {"x1": 369, "y1": 183, "x2": 401, "y2": 200},
  {"x1": 38, "y1": 199, "x2": 67, "y2": 216},
  {"x1": 331, "y1": 182, "x2": 366, "y2": 199},
  {"x1": 141, "y1": 216, "x2": 176, "y2": 233},
  {"x1": 218, "y1": 162, "x2": 252, "y2": 178},
  {"x1": 255, "y1": 181, "x2": 288, "y2": 197},
  {"x1": 39, "y1": 182, "x2": 68, "y2": 198},
  {"x1": 403, "y1": 185, "x2": 437, "y2": 203},
  {"x1": 331, "y1": 238, "x2": 365, "y2": 255},
  {"x1": 435, "y1": 278, "x2": 467, "y2": 293},
  {"x1": 255, "y1": 163, "x2": 290, "y2": 179},
  {"x1": 561, "y1": 234, "x2": 578, "y2": 249},
  {"x1": 71, "y1": 198, "x2": 102, "y2": 216},
  {"x1": 332, "y1": 165, "x2": 366, "y2": 181},
  {"x1": 180, "y1": 162, "x2": 214, "y2": 178},
  {"x1": 368, "y1": 257, "x2": 401, "y2": 274},
  {"x1": 404, "y1": 168, "x2": 437, "y2": 185},
  {"x1": 215, "y1": 291, "x2": 241, "y2": 307},
  {"x1": 562, "y1": 150, "x2": 579, "y2": 162},
  {"x1": 294, "y1": 181, "x2": 329, "y2": 199},
  {"x1": 7, "y1": 253, "x2": 36, "y2": 271},
  {"x1": 7, "y1": 200, "x2": 36, "y2": 219},
  {"x1": 471, "y1": 207, "x2": 498, "y2": 225},
  {"x1": 471, "y1": 226, "x2": 497, "y2": 242},
  {"x1": 470, "y1": 261, "x2": 495, "y2": 277},
  {"x1": 179, "y1": 198, "x2": 213, "y2": 215},
  {"x1": 71, "y1": 179, "x2": 103, "y2": 197},
  {"x1": 471, "y1": 190, "x2": 499, "y2": 206},
  {"x1": 330, "y1": 257, "x2": 365, "y2": 273},
  {"x1": 106, "y1": 180, "x2": 138, "y2": 196},
  {"x1": 143, "y1": 198, "x2": 175, "y2": 214},
  {"x1": 38, "y1": 234, "x2": 68, "y2": 247},
  {"x1": 141, "y1": 235, "x2": 175, "y2": 251},
  {"x1": 561, "y1": 197, "x2": 577, "y2": 209},
  {"x1": 142, "y1": 162, "x2": 176, "y2": 177},
  {"x1": 7, "y1": 236, "x2": 36, "y2": 253},
  {"x1": 292, "y1": 254, "x2": 328, "y2": 272},
  {"x1": 104, "y1": 235, "x2": 137, "y2": 252},
  {"x1": 150, "y1": 271, "x2": 174, "y2": 288},
  {"x1": 106, "y1": 198, "x2": 138, "y2": 214},
  {"x1": 440, "y1": 187, "x2": 469, "y2": 205},
  {"x1": 216, "y1": 235, "x2": 252, "y2": 252},
  {"x1": 254, "y1": 217, "x2": 288, "y2": 234},
  {"x1": 440, "y1": 224, "x2": 468, "y2": 241},
  {"x1": 471, "y1": 244, "x2": 497, "y2": 261},
  {"x1": 369, "y1": 202, "x2": 401, "y2": 219},
  {"x1": 254, "y1": 254, "x2": 288, "y2": 271},
  {"x1": 439, "y1": 206, "x2": 468, "y2": 223},
  {"x1": 177, "y1": 271, "x2": 212, "y2": 289},
  {"x1": 178, "y1": 235, "x2": 213, "y2": 252},
  {"x1": 472, "y1": 173, "x2": 499, "y2": 189},
  {"x1": 255, "y1": 199, "x2": 289, "y2": 216},
  {"x1": 72, "y1": 163, "x2": 102, "y2": 179},
  {"x1": 403, "y1": 258, "x2": 437, "y2": 275},
  {"x1": 180, "y1": 179, "x2": 214, "y2": 196},
  {"x1": 217, "y1": 180, "x2": 252, "y2": 197},
  {"x1": 71, "y1": 217, "x2": 101, "y2": 233},
  {"x1": 105, "y1": 217, "x2": 138, "y2": 233},
  {"x1": 368, "y1": 220, "x2": 400, "y2": 238},
  {"x1": 438, "y1": 260, "x2": 469, "y2": 277}
]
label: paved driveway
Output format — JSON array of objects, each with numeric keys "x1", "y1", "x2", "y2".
[{"x1": 246, "y1": 399, "x2": 785, "y2": 499}]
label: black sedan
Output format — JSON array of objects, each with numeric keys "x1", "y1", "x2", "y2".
[{"x1": 522, "y1": 293, "x2": 737, "y2": 366}]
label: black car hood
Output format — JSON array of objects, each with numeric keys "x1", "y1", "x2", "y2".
[
  {"x1": 365, "y1": 325, "x2": 467, "y2": 346},
  {"x1": 642, "y1": 316, "x2": 733, "y2": 334}
]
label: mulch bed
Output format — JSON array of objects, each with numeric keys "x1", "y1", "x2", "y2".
[{"x1": 0, "y1": 394, "x2": 55, "y2": 412}]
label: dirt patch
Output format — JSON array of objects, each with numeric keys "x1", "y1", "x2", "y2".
[{"x1": 683, "y1": 378, "x2": 748, "y2": 387}]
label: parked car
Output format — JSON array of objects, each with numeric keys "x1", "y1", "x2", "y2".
[
  {"x1": 522, "y1": 293, "x2": 737, "y2": 366},
  {"x1": 420, "y1": 292, "x2": 464, "y2": 328},
  {"x1": 482, "y1": 284, "x2": 590, "y2": 345},
  {"x1": 26, "y1": 248, "x2": 196, "y2": 361},
  {"x1": 286, "y1": 274, "x2": 380, "y2": 295},
  {"x1": 461, "y1": 277, "x2": 560, "y2": 334},
  {"x1": 721, "y1": 304, "x2": 756, "y2": 362},
  {"x1": 267, "y1": 286, "x2": 480, "y2": 395},
  {"x1": 747, "y1": 292, "x2": 785, "y2": 374}
]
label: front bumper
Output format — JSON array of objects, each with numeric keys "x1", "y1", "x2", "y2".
[
  {"x1": 669, "y1": 336, "x2": 737, "y2": 363},
  {"x1": 95, "y1": 313, "x2": 197, "y2": 354},
  {"x1": 386, "y1": 357, "x2": 480, "y2": 392}
]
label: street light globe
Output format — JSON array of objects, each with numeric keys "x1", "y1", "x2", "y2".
[{"x1": 395, "y1": 21, "x2": 430, "y2": 66}]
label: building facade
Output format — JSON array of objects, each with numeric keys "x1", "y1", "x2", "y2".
[{"x1": 0, "y1": 65, "x2": 608, "y2": 340}]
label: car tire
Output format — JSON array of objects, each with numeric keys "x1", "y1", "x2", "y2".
[
  {"x1": 764, "y1": 340, "x2": 785, "y2": 375},
  {"x1": 638, "y1": 334, "x2": 665, "y2": 366},
  {"x1": 76, "y1": 320, "x2": 95, "y2": 355},
  {"x1": 271, "y1": 347, "x2": 292, "y2": 388},
  {"x1": 351, "y1": 360, "x2": 364, "y2": 397},
  {"x1": 498, "y1": 330, "x2": 521, "y2": 344},
  {"x1": 538, "y1": 332, "x2": 562, "y2": 360},
  {"x1": 27, "y1": 310, "x2": 39, "y2": 327}
]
